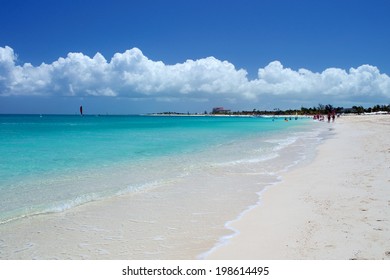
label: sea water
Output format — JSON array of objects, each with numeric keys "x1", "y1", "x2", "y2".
[
  {"x1": 0, "y1": 114, "x2": 331, "y2": 259},
  {"x1": 0, "y1": 114, "x2": 319, "y2": 226}
]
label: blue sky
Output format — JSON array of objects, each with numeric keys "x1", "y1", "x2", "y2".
[{"x1": 1, "y1": 0, "x2": 389, "y2": 114}]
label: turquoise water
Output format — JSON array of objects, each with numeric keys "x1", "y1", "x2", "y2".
[{"x1": 0, "y1": 114, "x2": 313, "y2": 224}]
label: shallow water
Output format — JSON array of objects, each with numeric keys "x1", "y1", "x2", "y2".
[
  {"x1": 0, "y1": 115, "x2": 329, "y2": 259},
  {"x1": 0, "y1": 115, "x2": 313, "y2": 224}
]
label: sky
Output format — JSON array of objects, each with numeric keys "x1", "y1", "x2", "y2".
[{"x1": 0, "y1": 0, "x2": 389, "y2": 114}]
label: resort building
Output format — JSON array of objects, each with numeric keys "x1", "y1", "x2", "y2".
[{"x1": 212, "y1": 107, "x2": 231, "y2": 115}]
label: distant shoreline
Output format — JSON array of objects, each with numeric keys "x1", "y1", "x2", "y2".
[
  {"x1": 147, "y1": 113, "x2": 312, "y2": 119},
  {"x1": 1, "y1": 110, "x2": 388, "y2": 117}
]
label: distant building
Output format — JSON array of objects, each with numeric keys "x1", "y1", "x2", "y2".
[
  {"x1": 212, "y1": 107, "x2": 231, "y2": 114},
  {"x1": 341, "y1": 108, "x2": 355, "y2": 114}
]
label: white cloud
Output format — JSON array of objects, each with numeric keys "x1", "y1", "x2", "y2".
[{"x1": 1, "y1": 46, "x2": 389, "y2": 105}]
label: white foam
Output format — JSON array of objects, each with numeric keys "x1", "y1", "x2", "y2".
[{"x1": 216, "y1": 153, "x2": 279, "y2": 167}]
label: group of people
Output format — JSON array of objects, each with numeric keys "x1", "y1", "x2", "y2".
[{"x1": 313, "y1": 110, "x2": 337, "y2": 122}]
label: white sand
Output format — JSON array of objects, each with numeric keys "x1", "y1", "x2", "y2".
[{"x1": 207, "y1": 115, "x2": 390, "y2": 259}]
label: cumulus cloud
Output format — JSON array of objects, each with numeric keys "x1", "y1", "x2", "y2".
[{"x1": 1, "y1": 45, "x2": 389, "y2": 105}]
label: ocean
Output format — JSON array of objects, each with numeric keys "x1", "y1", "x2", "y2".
[{"x1": 0, "y1": 114, "x2": 326, "y2": 258}]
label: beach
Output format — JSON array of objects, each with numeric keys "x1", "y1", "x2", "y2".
[
  {"x1": 1, "y1": 115, "x2": 389, "y2": 260},
  {"x1": 207, "y1": 115, "x2": 390, "y2": 260}
]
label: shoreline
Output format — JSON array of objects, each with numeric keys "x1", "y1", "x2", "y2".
[{"x1": 206, "y1": 115, "x2": 390, "y2": 260}]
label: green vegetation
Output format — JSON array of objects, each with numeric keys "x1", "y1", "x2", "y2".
[
  {"x1": 221, "y1": 104, "x2": 390, "y2": 116},
  {"x1": 216, "y1": 104, "x2": 342, "y2": 116}
]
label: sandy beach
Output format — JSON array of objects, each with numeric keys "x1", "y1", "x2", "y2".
[{"x1": 207, "y1": 115, "x2": 390, "y2": 260}]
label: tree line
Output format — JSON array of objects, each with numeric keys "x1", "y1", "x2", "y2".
[{"x1": 227, "y1": 104, "x2": 390, "y2": 116}]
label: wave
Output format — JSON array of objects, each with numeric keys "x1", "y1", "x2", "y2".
[{"x1": 216, "y1": 153, "x2": 279, "y2": 167}]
